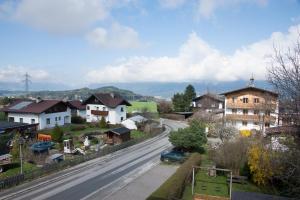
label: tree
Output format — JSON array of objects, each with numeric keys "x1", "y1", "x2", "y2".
[
  {"x1": 169, "y1": 120, "x2": 207, "y2": 151},
  {"x1": 10, "y1": 133, "x2": 21, "y2": 161},
  {"x1": 99, "y1": 116, "x2": 108, "y2": 128},
  {"x1": 268, "y1": 38, "x2": 300, "y2": 125},
  {"x1": 184, "y1": 84, "x2": 196, "y2": 105},
  {"x1": 211, "y1": 123, "x2": 238, "y2": 142},
  {"x1": 157, "y1": 100, "x2": 173, "y2": 114},
  {"x1": 51, "y1": 125, "x2": 64, "y2": 143},
  {"x1": 172, "y1": 93, "x2": 186, "y2": 112}
]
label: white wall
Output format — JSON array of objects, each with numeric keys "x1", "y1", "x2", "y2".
[
  {"x1": 86, "y1": 104, "x2": 127, "y2": 124},
  {"x1": 8, "y1": 108, "x2": 71, "y2": 130},
  {"x1": 77, "y1": 110, "x2": 86, "y2": 119}
]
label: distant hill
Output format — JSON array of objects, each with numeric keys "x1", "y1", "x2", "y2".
[{"x1": 0, "y1": 86, "x2": 148, "y2": 101}]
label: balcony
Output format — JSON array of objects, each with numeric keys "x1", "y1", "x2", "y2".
[
  {"x1": 225, "y1": 114, "x2": 276, "y2": 123},
  {"x1": 91, "y1": 110, "x2": 109, "y2": 116},
  {"x1": 226, "y1": 102, "x2": 277, "y2": 110}
]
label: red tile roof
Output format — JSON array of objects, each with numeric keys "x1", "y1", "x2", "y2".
[
  {"x1": 84, "y1": 93, "x2": 131, "y2": 108},
  {"x1": 2, "y1": 99, "x2": 66, "y2": 114},
  {"x1": 67, "y1": 100, "x2": 86, "y2": 110}
]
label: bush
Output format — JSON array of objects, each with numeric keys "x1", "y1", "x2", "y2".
[
  {"x1": 147, "y1": 153, "x2": 201, "y2": 200},
  {"x1": 71, "y1": 116, "x2": 85, "y2": 124},
  {"x1": 69, "y1": 125, "x2": 86, "y2": 131},
  {"x1": 51, "y1": 125, "x2": 64, "y2": 143},
  {"x1": 99, "y1": 117, "x2": 108, "y2": 129}
]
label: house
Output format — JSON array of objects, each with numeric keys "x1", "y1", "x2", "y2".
[
  {"x1": 222, "y1": 80, "x2": 279, "y2": 132},
  {"x1": 192, "y1": 93, "x2": 224, "y2": 114},
  {"x1": 83, "y1": 93, "x2": 131, "y2": 124},
  {"x1": 1, "y1": 99, "x2": 71, "y2": 130},
  {"x1": 67, "y1": 100, "x2": 86, "y2": 118},
  {"x1": 104, "y1": 127, "x2": 131, "y2": 145}
]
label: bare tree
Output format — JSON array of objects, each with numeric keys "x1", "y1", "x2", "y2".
[{"x1": 268, "y1": 38, "x2": 300, "y2": 125}]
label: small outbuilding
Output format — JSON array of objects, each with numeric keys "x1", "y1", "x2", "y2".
[{"x1": 104, "y1": 127, "x2": 131, "y2": 145}]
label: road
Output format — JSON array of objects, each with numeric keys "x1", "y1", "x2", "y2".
[{"x1": 0, "y1": 119, "x2": 188, "y2": 200}]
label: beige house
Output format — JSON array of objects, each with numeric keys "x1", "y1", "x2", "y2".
[{"x1": 222, "y1": 85, "x2": 279, "y2": 132}]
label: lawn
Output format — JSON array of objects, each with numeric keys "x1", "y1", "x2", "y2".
[
  {"x1": 131, "y1": 130, "x2": 145, "y2": 139},
  {"x1": 0, "y1": 111, "x2": 6, "y2": 120},
  {"x1": 0, "y1": 162, "x2": 38, "y2": 179},
  {"x1": 127, "y1": 101, "x2": 158, "y2": 113}
]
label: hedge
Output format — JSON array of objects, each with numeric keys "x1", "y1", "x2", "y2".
[{"x1": 147, "y1": 153, "x2": 202, "y2": 200}]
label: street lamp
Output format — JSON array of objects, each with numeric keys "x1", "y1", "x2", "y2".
[{"x1": 18, "y1": 137, "x2": 25, "y2": 174}]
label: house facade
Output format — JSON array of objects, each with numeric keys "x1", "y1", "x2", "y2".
[
  {"x1": 222, "y1": 86, "x2": 279, "y2": 131},
  {"x1": 67, "y1": 100, "x2": 86, "y2": 118},
  {"x1": 2, "y1": 99, "x2": 71, "y2": 130},
  {"x1": 192, "y1": 93, "x2": 224, "y2": 113},
  {"x1": 83, "y1": 93, "x2": 131, "y2": 124}
]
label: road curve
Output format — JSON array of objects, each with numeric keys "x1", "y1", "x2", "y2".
[{"x1": 0, "y1": 119, "x2": 188, "y2": 200}]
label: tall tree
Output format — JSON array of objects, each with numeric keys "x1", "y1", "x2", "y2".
[
  {"x1": 172, "y1": 84, "x2": 196, "y2": 112},
  {"x1": 184, "y1": 84, "x2": 196, "y2": 103},
  {"x1": 268, "y1": 38, "x2": 300, "y2": 125},
  {"x1": 172, "y1": 93, "x2": 185, "y2": 112}
]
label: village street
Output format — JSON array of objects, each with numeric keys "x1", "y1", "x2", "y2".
[{"x1": 0, "y1": 119, "x2": 187, "y2": 200}]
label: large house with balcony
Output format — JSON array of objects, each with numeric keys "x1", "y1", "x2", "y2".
[
  {"x1": 1, "y1": 99, "x2": 71, "y2": 130},
  {"x1": 192, "y1": 93, "x2": 224, "y2": 114},
  {"x1": 83, "y1": 93, "x2": 131, "y2": 124},
  {"x1": 222, "y1": 85, "x2": 279, "y2": 132}
]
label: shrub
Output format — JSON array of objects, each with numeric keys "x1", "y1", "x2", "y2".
[
  {"x1": 71, "y1": 116, "x2": 85, "y2": 124},
  {"x1": 147, "y1": 153, "x2": 201, "y2": 200},
  {"x1": 99, "y1": 117, "x2": 108, "y2": 129},
  {"x1": 69, "y1": 125, "x2": 86, "y2": 131},
  {"x1": 51, "y1": 125, "x2": 64, "y2": 143}
]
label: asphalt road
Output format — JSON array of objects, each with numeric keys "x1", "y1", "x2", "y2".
[{"x1": 0, "y1": 119, "x2": 187, "y2": 200}]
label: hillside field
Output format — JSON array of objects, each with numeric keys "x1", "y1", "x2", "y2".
[{"x1": 127, "y1": 101, "x2": 158, "y2": 113}]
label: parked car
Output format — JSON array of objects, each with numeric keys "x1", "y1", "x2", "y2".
[
  {"x1": 160, "y1": 149, "x2": 186, "y2": 162},
  {"x1": 30, "y1": 141, "x2": 55, "y2": 152}
]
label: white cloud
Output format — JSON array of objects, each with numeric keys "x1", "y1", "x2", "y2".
[
  {"x1": 0, "y1": 66, "x2": 49, "y2": 82},
  {"x1": 85, "y1": 24, "x2": 300, "y2": 83},
  {"x1": 159, "y1": 0, "x2": 186, "y2": 9},
  {"x1": 196, "y1": 0, "x2": 268, "y2": 19},
  {"x1": 86, "y1": 23, "x2": 142, "y2": 49}
]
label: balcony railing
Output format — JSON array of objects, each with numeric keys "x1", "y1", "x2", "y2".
[
  {"x1": 91, "y1": 110, "x2": 109, "y2": 116},
  {"x1": 226, "y1": 102, "x2": 277, "y2": 110},
  {"x1": 225, "y1": 114, "x2": 276, "y2": 123}
]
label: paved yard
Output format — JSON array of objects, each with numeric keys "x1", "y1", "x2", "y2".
[{"x1": 107, "y1": 163, "x2": 178, "y2": 200}]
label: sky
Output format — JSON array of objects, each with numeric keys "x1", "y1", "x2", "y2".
[{"x1": 0, "y1": 0, "x2": 300, "y2": 89}]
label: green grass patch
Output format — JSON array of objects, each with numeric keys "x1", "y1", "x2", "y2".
[
  {"x1": 0, "y1": 111, "x2": 6, "y2": 120},
  {"x1": 127, "y1": 101, "x2": 157, "y2": 113},
  {"x1": 131, "y1": 130, "x2": 145, "y2": 139},
  {"x1": 0, "y1": 162, "x2": 38, "y2": 179}
]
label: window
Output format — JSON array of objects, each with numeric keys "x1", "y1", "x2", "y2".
[
  {"x1": 254, "y1": 98, "x2": 259, "y2": 103},
  {"x1": 243, "y1": 97, "x2": 249, "y2": 103},
  {"x1": 59, "y1": 116, "x2": 61, "y2": 121},
  {"x1": 87, "y1": 106, "x2": 90, "y2": 110},
  {"x1": 211, "y1": 104, "x2": 216, "y2": 108},
  {"x1": 8, "y1": 117, "x2": 14, "y2": 122},
  {"x1": 265, "y1": 110, "x2": 271, "y2": 116},
  {"x1": 121, "y1": 117, "x2": 124, "y2": 121},
  {"x1": 96, "y1": 107, "x2": 99, "y2": 110},
  {"x1": 121, "y1": 107, "x2": 124, "y2": 112},
  {"x1": 232, "y1": 109, "x2": 237, "y2": 114},
  {"x1": 242, "y1": 121, "x2": 248, "y2": 126},
  {"x1": 265, "y1": 122, "x2": 270, "y2": 127},
  {"x1": 232, "y1": 97, "x2": 237, "y2": 103},
  {"x1": 55, "y1": 117, "x2": 58, "y2": 121},
  {"x1": 46, "y1": 118, "x2": 50, "y2": 125},
  {"x1": 19, "y1": 118, "x2": 23, "y2": 123},
  {"x1": 254, "y1": 110, "x2": 259, "y2": 115},
  {"x1": 254, "y1": 122, "x2": 259, "y2": 125},
  {"x1": 31, "y1": 119, "x2": 35, "y2": 124},
  {"x1": 103, "y1": 107, "x2": 106, "y2": 111},
  {"x1": 231, "y1": 121, "x2": 236, "y2": 126},
  {"x1": 243, "y1": 109, "x2": 248, "y2": 115}
]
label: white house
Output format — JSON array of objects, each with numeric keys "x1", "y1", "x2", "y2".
[
  {"x1": 83, "y1": 93, "x2": 131, "y2": 124},
  {"x1": 2, "y1": 99, "x2": 71, "y2": 130},
  {"x1": 67, "y1": 100, "x2": 86, "y2": 118}
]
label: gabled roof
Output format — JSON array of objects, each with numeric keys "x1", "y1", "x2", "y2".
[
  {"x1": 106, "y1": 127, "x2": 131, "y2": 135},
  {"x1": 67, "y1": 100, "x2": 86, "y2": 110},
  {"x1": 1, "y1": 99, "x2": 67, "y2": 114},
  {"x1": 83, "y1": 93, "x2": 131, "y2": 108},
  {"x1": 220, "y1": 86, "x2": 278, "y2": 97},
  {"x1": 193, "y1": 93, "x2": 224, "y2": 102}
]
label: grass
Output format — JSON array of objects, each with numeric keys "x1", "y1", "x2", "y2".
[
  {"x1": 127, "y1": 101, "x2": 157, "y2": 113},
  {"x1": 131, "y1": 130, "x2": 145, "y2": 139},
  {"x1": 0, "y1": 162, "x2": 38, "y2": 179},
  {"x1": 0, "y1": 111, "x2": 6, "y2": 120}
]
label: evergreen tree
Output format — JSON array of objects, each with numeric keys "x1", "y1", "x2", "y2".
[{"x1": 99, "y1": 117, "x2": 108, "y2": 128}]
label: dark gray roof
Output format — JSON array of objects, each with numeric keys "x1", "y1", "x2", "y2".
[
  {"x1": 106, "y1": 127, "x2": 131, "y2": 135},
  {"x1": 193, "y1": 93, "x2": 225, "y2": 102},
  {"x1": 83, "y1": 93, "x2": 131, "y2": 108},
  {"x1": 0, "y1": 121, "x2": 35, "y2": 132}
]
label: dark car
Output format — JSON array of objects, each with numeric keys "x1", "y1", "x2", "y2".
[
  {"x1": 160, "y1": 149, "x2": 186, "y2": 162},
  {"x1": 30, "y1": 141, "x2": 55, "y2": 152}
]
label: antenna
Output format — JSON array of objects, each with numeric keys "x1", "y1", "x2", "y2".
[
  {"x1": 23, "y1": 72, "x2": 31, "y2": 95},
  {"x1": 248, "y1": 74, "x2": 255, "y2": 87}
]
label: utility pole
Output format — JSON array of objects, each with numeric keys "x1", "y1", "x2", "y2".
[{"x1": 23, "y1": 73, "x2": 31, "y2": 96}]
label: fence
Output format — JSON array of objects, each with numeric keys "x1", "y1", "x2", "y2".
[{"x1": 0, "y1": 126, "x2": 166, "y2": 191}]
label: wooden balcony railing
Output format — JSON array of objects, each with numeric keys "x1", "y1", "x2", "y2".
[
  {"x1": 91, "y1": 110, "x2": 109, "y2": 116},
  {"x1": 225, "y1": 114, "x2": 276, "y2": 123},
  {"x1": 226, "y1": 102, "x2": 277, "y2": 110}
]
